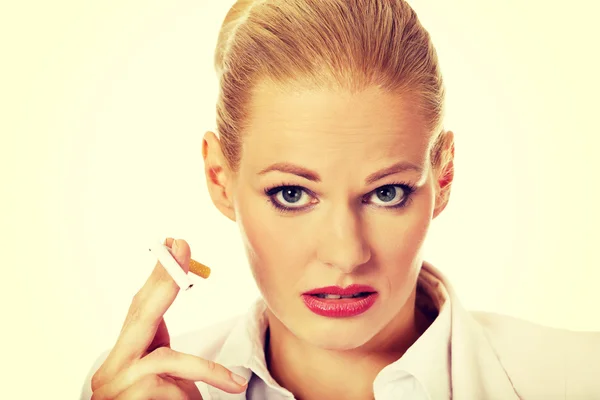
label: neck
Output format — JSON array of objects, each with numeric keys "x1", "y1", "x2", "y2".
[{"x1": 265, "y1": 291, "x2": 431, "y2": 400}]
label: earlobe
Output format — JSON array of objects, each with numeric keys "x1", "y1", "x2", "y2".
[{"x1": 202, "y1": 131, "x2": 237, "y2": 222}]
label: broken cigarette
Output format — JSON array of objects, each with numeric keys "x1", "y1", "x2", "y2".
[{"x1": 149, "y1": 241, "x2": 211, "y2": 291}]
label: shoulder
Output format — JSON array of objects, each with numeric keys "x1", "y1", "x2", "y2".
[
  {"x1": 471, "y1": 311, "x2": 600, "y2": 398},
  {"x1": 471, "y1": 310, "x2": 600, "y2": 351}
]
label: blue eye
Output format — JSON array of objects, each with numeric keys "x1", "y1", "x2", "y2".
[
  {"x1": 266, "y1": 186, "x2": 313, "y2": 210},
  {"x1": 368, "y1": 185, "x2": 406, "y2": 207},
  {"x1": 264, "y1": 182, "x2": 416, "y2": 214}
]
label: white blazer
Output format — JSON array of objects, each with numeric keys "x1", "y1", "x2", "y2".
[{"x1": 81, "y1": 263, "x2": 600, "y2": 399}]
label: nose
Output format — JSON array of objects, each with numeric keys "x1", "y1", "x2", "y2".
[{"x1": 316, "y1": 205, "x2": 371, "y2": 274}]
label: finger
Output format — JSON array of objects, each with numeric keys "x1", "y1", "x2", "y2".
[
  {"x1": 119, "y1": 237, "x2": 190, "y2": 349},
  {"x1": 93, "y1": 238, "x2": 191, "y2": 388},
  {"x1": 141, "y1": 239, "x2": 179, "y2": 353},
  {"x1": 93, "y1": 347, "x2": 247, "y2": 399},
  {"x1": 145, "y1": 317, "x2": 170, "y2": 355},
  {"x1": 111, "y1": 375, "x2": 189, "y2": 400}
]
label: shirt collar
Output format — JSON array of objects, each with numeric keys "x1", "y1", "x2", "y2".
[
  {"x1": 212, "y1": 297, "x2": 286, "y2": 393},
  {"x1": 214, "y1": 262, "x2": 451, "y2": 399},
  {"x1": 373, "y1": 263, "x2": 452, "y2": 399}
]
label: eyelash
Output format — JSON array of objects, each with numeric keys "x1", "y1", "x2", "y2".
[{"x1": 263, "y1": 181, "x2": 417, "y2": 214}]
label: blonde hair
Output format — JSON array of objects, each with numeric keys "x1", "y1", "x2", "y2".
[{"x1": 214, "y1": 0, "x2": 449, "y2": 172}]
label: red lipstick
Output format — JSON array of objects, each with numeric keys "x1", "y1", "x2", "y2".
[{"x1": 301, "y1": 284, "x2": 378, "y2": 318}]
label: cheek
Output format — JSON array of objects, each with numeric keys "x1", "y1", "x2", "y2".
[
  {"x1": 371, "y1": 188, "x2": 434, "y2": 283},
  {"x1": 234, "y1": 187, "x2": 307, "y2": 294}
]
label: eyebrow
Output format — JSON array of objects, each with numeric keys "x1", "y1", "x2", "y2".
[
  {"x1": 258, "y1": 161, "x2": 423, "y2": 184},
  {"x1": 364, "y1": 161, "x2": 424, "y2": 184}
]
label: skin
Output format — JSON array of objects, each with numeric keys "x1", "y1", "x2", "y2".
[
  {"x1": 203, "y1": 82, "x2": 454, "y2": 399},
  {"x1": 90, "y1": 238, "x2": 248, "y2": 399}
]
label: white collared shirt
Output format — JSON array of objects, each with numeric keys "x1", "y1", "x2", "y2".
[{"x1": 200, "y1": 264, "x2": 452, "y2": 400}]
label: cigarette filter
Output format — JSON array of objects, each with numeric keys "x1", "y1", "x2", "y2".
[
  {"x1": 148, "y1": 242, "x2": 212, "y2": 289},
  {"x1": 189, "y1": 258, "x2": 211, "y2": 279}
]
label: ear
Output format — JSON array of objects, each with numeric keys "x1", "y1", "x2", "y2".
[
  {"x1": 432, "y1": 130, "x2": 455, "y2": 219},
  {"x1": 202, "y1": 131, "x2": 236, "y2": 222}
]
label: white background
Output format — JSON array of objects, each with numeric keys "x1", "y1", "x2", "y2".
[{"x1": 2, "y1": 0, "x2": 599, "y2": 398}]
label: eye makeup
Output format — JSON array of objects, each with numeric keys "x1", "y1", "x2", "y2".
[{"x1": 263, "y1": 181, "x2": 417, "y2": 214}]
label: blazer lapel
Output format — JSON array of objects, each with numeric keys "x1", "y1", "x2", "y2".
[{"x1": 442, "y1": 275, "x2": 521, "y2": 398}]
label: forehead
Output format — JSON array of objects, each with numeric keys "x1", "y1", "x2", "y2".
[{"x1": 241, "y1": 83, "x2": 432, "y2": 171}]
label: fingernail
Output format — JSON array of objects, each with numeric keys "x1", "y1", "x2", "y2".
[
  {"x1": 171, "y1": 239, "x2": 179, "y2": 255},
  {"x1": 230, "y1": 372, "x2": 247, "y2": 386}
]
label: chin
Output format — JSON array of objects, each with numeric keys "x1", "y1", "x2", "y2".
[
  {"x1": 266, "y1": 297, "x2": 389, "y2": 351},
  {"x1": 292, "y1": 314, "x2": 382, "y2": 351}
]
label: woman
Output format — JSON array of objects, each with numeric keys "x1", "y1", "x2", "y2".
[{"x1": 81, "y1": 0, "x2": 600, "y2": 399}]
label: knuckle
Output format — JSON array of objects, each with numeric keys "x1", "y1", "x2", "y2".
[
  {"x1": 149, "y1": 346, "x2": 172, "y2": 360},
  {"x1": 131, "y1": 291, "x2": 143, "y2": 308},
  {"x1": 128, "y1": 294, "x2": 144, "y2": 322},
  {"x1": 90, "y1": 370, "x2": 103, "y2": 391},
  {"x1": 90, "y1": 364, "x2": 114, "y2": 392},
  {"x1": 137, "y1": 375, "x2": 189, "y2": 399},
  {"x1": 205, "y1": 359, "x2": 218, "y2": 372},
  {"x1": 141, "y1": 374, "x2": 164, "y2": 388},
  {"x1": 117, "y1": 374, "x2": 165, "y2": 397}
]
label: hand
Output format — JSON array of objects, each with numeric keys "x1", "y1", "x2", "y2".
[{"x1": 90, "y1": 238, "x2": 248, "y2": 399}]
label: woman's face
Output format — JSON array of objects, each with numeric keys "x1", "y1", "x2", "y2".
[{"x1": 210, "y1": 83, "x2": 448, "y2": 350}]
